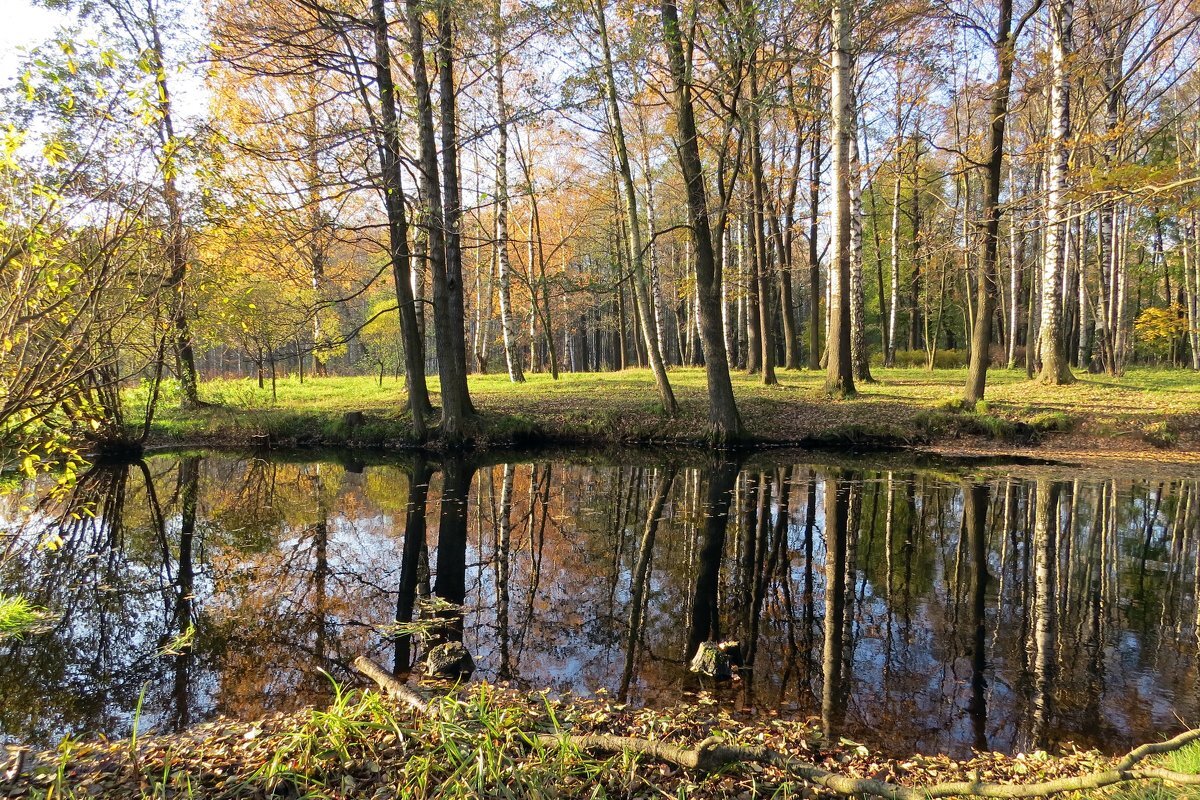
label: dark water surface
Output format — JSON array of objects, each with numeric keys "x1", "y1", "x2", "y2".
[{"x1": 1, "y1": 450, "x2": 1197, "y2": 757}]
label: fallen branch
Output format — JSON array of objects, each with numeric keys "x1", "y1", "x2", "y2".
[
  {"x1": 537, "y1": 729, "x2": 1200, "y2": 800},
  {"x1": 352, "y1": 656, "x2": 429, "y2": 715},
  {"x1": 352, "y1": 654, "x2": 1199, "y2": 800}
]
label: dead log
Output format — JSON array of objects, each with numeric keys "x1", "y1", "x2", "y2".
[
  {"x1": 537, "y1": 728, "x2": 1200, "y2": 800},
  {"x1": 352, "y1": 656, "x2": 429, "y2": 715},
  {"x1": 351, "y1": 653, "x2": 1200, "y2": 799}
]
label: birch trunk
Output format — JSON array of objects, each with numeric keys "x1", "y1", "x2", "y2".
[
  {"x1": 492, "y1": 0, "x2": 524, "y2": 382},
  {"x1": 886, "y1": 168, "x2": 901, "y2": 367},
  {"x1": 1038, "y1": 0, "x2": 1076, "y2": 384}
]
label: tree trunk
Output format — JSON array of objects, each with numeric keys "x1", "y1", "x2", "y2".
[
  {"x1": 1007, "y1": 165, "x2": 1023, "y2": 369},
  {"x1": 405, "y1": 0, "x2": 474, "y2": 440},
  {"x1": 886, "y1": 165, "x2": 901, "y2": 367},
  {"x1": 435, "y1": 0, "x2": 477, "y2": 421},
  {"x1": 146, "y1": 9, "x2": 199, "y2": 407},
  {"x1": 745, "y1": 213, "x2": 762, "y2": 374},
  {"x1": 749, "y1": 55, "x2": 777, "y2": 385},
  {"x1": 808, "y1": 104, "x2": 822, "y2": 370},
  {"x1": 826, "y1": 0, "x2": 856, "y2": 397},
  {"x1": 594, "y1": 0, "x2": 677, "y2": 412},
  {"x1": 659, "y1": 0, "x2": 742, "y2": 441},
  {"x1": 372, "y1": 0, "x2": 430, "y2": 436},
  {"x1": 849, "y1": 107, "x2": 871, "y2": 382},
  {"x1": 908, "y1": 134, "x2": 924, "y2": 353},
  {"x1": 965, "y1": 0, "x2": 1017, "y2": 405},
  {"x1": 492, "y1": 0, "x2": 524, "y2": 383},
  {"x1": 1038, "y1": 0, "x2": 1076, "y2": 385}
]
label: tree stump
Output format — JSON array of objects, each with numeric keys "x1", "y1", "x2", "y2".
[
  {"x1": 689, "y1": 641, "x2": 737, "y2": 680},
  {"x1": 425, "y1": 641, "x2": 475, "y2": 680}
]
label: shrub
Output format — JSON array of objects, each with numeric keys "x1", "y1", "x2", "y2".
[
  {"x1": 1141, "y1": 421, "x2": 1178, "y2": 448},
  {"x1": 1028, "y1": 411, "x2": 1075, "y2": 433},
  {"x1": 874, "y1": 349, "x2": 969, "y2": 369}
]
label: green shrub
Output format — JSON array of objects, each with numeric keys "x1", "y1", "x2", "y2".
[
  {"x1": 1028, "y1": 411, "x2": 1075, "y2": 433},
  {"x1": 874, "y1": 349, "x2": 969, "y2": 369},
  {"x1": 915, "y1": 408, "x2": 1036, "y2": 443},
  {"x1": 933, "y1": 396, "x2": 968, "y2": 412},
  {"x1": 1141, "y1": 421, "x2": 1178, "y2": 448}
]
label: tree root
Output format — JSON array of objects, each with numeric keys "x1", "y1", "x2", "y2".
[{"x1": 354, "y1": 656, "x2": 1200, "y2": 799}]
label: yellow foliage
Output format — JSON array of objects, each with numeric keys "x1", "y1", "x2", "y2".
[{"x1": 1134, "y1": 304, "x2": 1190, "y2": 356}]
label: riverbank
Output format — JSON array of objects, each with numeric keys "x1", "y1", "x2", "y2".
[
  {"x1": 4, "y1": 680, "x2": 1197, "y2": 800},
  {"x1": 139, "y1": 367, "x2": 1200, "y2": 463}
]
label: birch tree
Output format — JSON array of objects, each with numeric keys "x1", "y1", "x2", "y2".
[
  {"x1": 492, "y1": 0, "x2": 525, "y2": 383},
  {"x1": 1038, "y1": 0, "x2": 1077, "y2": 384}
]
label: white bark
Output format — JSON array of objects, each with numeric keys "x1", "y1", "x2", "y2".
[
  {"x1": 1038, "y1": 0, "x2": 1075, "y2": 384},
  {"x1": 887, "y1": 168, "x2": 901, "y2": 366},
  {"x1": 493, "y1": 0, "x2": 524, "y2": 382}
]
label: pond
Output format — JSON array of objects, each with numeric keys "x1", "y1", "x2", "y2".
[{"x1": 0, "y1": 449, "x2": 1197, "y2": 758}]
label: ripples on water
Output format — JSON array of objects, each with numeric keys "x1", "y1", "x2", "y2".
[{"x1": 0, "y1": 450, "x2": 1197, "y2": 757}]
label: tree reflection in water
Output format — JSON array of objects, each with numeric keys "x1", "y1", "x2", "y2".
[{"x1": 1, "y1": 452, "x2": 1198, "y2": 758}]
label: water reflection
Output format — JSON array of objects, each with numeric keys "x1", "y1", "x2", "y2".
[{"x1": 1, "y1": 452, "x2": 1198, "y2": 758}]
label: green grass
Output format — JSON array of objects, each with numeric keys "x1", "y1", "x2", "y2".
[
  {"x1": 0, "y1": 593, "x2": 57, "y2": 641},
  {"x1": 133, "y1": 365, "x2": 1200, "y2": 455},
  {"x1": 17, "y1": 679, "x2": 1200, "y2": 800},
  {"x1": 1105, "y1": 743, "x2": 1200, "y2": 800},
  {"x1": 23, "y1": 682, "x2": 736, "y2": 799}
]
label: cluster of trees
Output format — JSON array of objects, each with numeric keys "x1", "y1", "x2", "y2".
[{"x1": 3, "y1": 0, "x2": 1200, "y2": 447}]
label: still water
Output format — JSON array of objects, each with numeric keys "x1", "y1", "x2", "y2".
[{"x1": 0, "y1": 450, "x2": 1197, "y2": 757}]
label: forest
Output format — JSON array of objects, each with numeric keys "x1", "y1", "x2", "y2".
[
  {"x1": 2, "y1": 0, "x2": 1199, "y2": 457},
  {"x1": 5, "y1": 0, "x2": 1200, "y2": 796}
]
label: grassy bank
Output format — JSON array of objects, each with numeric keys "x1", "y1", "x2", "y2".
[
  {"x1": 6, "y1": 681, "x2": 1198, "y2": 800},
  {"x1": 138, "y1": 367, "x2": 1200, "y2": 460}
]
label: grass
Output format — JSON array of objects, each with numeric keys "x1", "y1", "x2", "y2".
[
  {"x1": 10, "y1": 680, "x2": 1200, "y2": 800},
  {"x1": 1108, "y1": 743, "x2": 1200, "y2": 800},
  {"x1": 134, "y1": 365, "x2": 1200, "y2": 457},
  {"x1": 16, "y1": 683, "x2": 738, "y2": 799},
  {"x1": 0, "y1": 594, "x2": 57, "y2": 641}
]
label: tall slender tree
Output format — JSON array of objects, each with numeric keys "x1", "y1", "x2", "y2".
[
  {"x1": 965, "y1": 0, "x2": 1037, "y2": 404},
  {"x1": 659, "y1": 0, "x2": 742, "y2": 441},
  {"x1": 826, "y1": 0, "x2": 856, "y2": 396},
  {"x1": 592, "y1": 0, "x2": 677, "y2": 412},
  {"x1": 492, "y1": 0, "x2": 524, "y2": 383},
  {"x1": 405, "y1": 0, "x2": 475, "y2": 440},
  {"x1": 1039, "y1": 0, "x2": 1077, "y2": 384}
]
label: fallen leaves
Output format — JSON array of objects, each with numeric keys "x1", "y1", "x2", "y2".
[{"x1": 0, "y1": 683, "x2": 1169, "y2": 800}]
